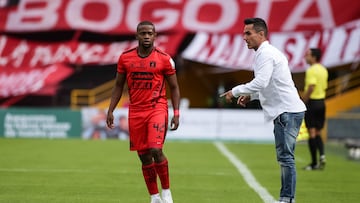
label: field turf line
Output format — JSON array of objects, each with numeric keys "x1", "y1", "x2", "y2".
[{"x1": 214, "y1": 142, "x2": 276, "y2": 203}]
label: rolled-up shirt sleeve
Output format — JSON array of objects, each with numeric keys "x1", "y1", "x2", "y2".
[{"x1": 231, "y1": 52, "x2": 274, "y2": 97}]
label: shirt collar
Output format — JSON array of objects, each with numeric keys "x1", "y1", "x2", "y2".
[{"x1": 256, "y1": 40, "x2": 269, "y2": 52}]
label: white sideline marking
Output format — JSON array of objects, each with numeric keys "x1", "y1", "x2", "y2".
[{"x1": 214, "y1": 142, "x2": 276, "y2": 203}]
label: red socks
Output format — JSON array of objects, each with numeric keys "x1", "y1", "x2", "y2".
[
  {"x1": 142, "y1": 163, "x2": 158, "y2": 195},
  {"x1": 142, "y1": 159, "x2": 170, "y2": 195},
  {"x1": 155, "y1": 159, "x2": 170, "y2": 189}
]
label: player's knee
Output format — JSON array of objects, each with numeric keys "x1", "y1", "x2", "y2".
[
  {"x1": 149, "y1": 148, "x2": 162, "y2": 155},
  {"x1": 150, "y1": 148, "x2": 164, "y2": 161}
]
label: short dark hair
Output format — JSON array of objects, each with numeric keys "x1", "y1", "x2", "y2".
[
  {"x1": 244, "y1": 18, "x2": 268, "y2": 37},
  {"x1": 310, "y1": 48, "x2": 322, "y2": 62},
  {"x1": 137, "y1": 21, "x2": 155, "y2": 32}
]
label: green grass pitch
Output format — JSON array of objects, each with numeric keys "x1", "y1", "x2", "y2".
[{"x1": 0, "y1": 138, "x2": 359, "y2": 203}]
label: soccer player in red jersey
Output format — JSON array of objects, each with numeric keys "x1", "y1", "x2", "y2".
[{"x1": 106, "y1": 21, "x2": 180, "y2": 203}]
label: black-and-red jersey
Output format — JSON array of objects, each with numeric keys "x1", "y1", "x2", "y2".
[{"x1": 117, "y1": 47, "x2": 176, "y2": 110}]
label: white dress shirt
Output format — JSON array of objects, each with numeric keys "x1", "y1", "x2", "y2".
[{"x1": 231, "y1": 41, "x2": 306, "y2": 122}]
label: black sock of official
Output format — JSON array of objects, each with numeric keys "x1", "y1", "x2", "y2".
[
  {"x1": 315, "y1": 135, "x2": 325, "y2": 157},
  {"x1": 308, "y1": 138, "x2": 317, "y2": 166}
]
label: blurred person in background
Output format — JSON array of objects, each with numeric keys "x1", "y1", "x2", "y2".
[
  {"x1": 105, "y1": 115, "x2": 129, "y2": 140},
  {"x1": 302, "y1": 48, "x2": 328, "y2": 170},
  {"x1": 106, "y1": 21, "x2": 180, "y2": 203},
  {"x1": 115, "y1": 115, "x2": 129, "y2": 140},
  {"x1": 221, "y1": 18, "x2": 306, "y2": 203},
  {"x1": 83, "y1": 109, "x2": 107, "y2": 139}
]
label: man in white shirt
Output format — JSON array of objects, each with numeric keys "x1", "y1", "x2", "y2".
[{"x1": 221, "y1": 18, "x2": 306, "y2": 203}]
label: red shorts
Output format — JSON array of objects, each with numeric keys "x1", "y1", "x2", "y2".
[{"x1": 128, "y1": 107, "x2": 168, "y2": 151}]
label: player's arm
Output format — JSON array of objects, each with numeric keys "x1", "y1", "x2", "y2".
[
  {"x1": 220, "y1": 56, "x2": 272, "y2": 105},
  {"x1": 166, "y1": 74, "x2": 180, "y2": 130},
  {"x1": 302, "y1": 84, "x2": 315, "y2": 103},
  {"x1": 107, "y1": 73, "x2": 126, "y2": 129}
]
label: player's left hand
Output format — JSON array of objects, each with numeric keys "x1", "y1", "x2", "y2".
[{"x1": 170, "y1": 116, "x2": 179, "y2": 130}]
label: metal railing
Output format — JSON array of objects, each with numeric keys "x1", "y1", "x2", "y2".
[
  {"x1": 326, "y1": 68, "x2": 360, "y2": 98},
  {"x1": 70, "y1": 80, "x2": 115, "y2": 108}
]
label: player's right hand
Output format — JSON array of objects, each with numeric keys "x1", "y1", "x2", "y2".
[{"x1": 106, "y1": 112, "x2": 115, "y2": 129}]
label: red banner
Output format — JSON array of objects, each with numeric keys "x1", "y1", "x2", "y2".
[
  {"x1": 0, "y1": 0, "x2": 359, "y2": 33},
  {"x1": 182, "y1": 19, "x2": 360, "y2": 72},
  {"x1": 0, "y1": 0, "x2": 359, "y2": 99},
  {"x1": 0, "y1": 34, "x2": 183, "y2": 69},
  {"x1": 0, "y1": 63, "x2": 74, "y2": 98}
]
